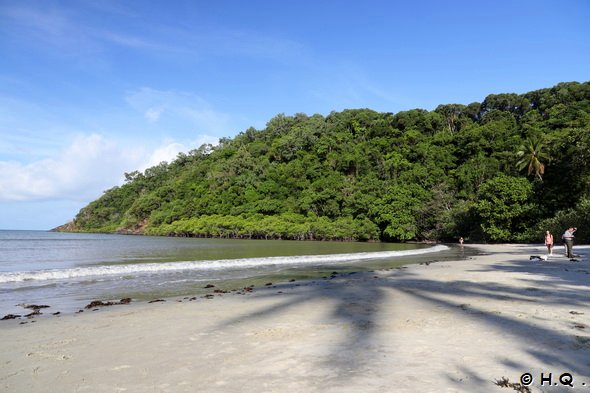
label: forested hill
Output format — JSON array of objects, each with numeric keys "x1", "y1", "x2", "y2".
[{"x1": 61, "y1": 81, "x2": 590, "y2": 243}]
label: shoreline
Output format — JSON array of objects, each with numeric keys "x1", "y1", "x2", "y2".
[
  {"x1": 2, "y1": 244, "x2": 590, "y2": 392},
  {"x1": 0, "y1": 240, "x2": 466, "y2": 318}
]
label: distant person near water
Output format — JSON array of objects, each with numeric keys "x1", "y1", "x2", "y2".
[
  {"x1": 459, "y1": 237, "x2": 464, "y2": 245},
  {"x1": 544, "y1": 230, "x2": 554, "y2": 255},
  {"x1": 562, "y1": 227, "x2": 577, "y2": 258}
]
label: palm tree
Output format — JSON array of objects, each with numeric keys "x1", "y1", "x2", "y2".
[{"x1": 516, "y1": 137, "x2": 550, "y2": 180}]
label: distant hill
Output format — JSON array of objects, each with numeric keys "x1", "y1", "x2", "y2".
[{"x1": 59, "y1": 81, "x2": 590, "y2": 243}]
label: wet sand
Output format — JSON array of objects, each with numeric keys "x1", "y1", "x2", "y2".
[{"x1": 1, "y1": 244, "x2": 589, "y2": 392}]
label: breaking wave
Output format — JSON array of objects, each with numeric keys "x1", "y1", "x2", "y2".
[{"x1": 0, "y1": 245, "x2": 448, "y2": 283}]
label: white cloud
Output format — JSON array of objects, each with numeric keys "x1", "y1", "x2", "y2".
[
  {"x1": 142, "y1": 141, "x2": 184, "y2": 169},
  {"x1": 0, "y1": 133, "x2": 218, "y2": 203},
  {"x1": 140, "y1": 134, "x2": 219, "y2": 171},
  {"x1": 0, "y1": 3, "x2": 163, "y2": 54},
  {"x1": 0, "y1": 4, "x2": 69, "y2": 38},
  {"x1": 144, "y1": 107, "x2": 164, "y2": 123},
  {"x1": 0, "y1": 88, "x2": 225, "y2": 204},
  {"x1": 0, "y1": 134, "x2": 135, "y2": 202},
  {"x1": 125, "y1": 87, "x2": 231, "y2": 135}
]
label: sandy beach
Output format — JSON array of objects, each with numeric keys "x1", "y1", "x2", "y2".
[{"x1": 2, "y1": 244, "x2": 589, "y2": 393}]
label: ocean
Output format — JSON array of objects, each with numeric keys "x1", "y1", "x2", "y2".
[{"x1": 0, "y1": 230, "x2": 469, "y2": 317}]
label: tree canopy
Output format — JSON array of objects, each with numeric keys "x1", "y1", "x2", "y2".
[{"x1": 62, "y1": 81, "x2": 590, "y2": 243}]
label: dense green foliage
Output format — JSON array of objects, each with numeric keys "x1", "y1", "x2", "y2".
[{"x1": 67, "y1": 82, "x2": 590, "y2": 243}]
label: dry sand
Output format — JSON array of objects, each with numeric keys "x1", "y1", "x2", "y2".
[{"x1": 1, "y1": 244, "x2": 590, "y2": 393}]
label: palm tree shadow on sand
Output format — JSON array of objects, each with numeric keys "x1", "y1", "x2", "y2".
[{"x1": 210, "y1": 246, "x2": 590, "y2": 390}]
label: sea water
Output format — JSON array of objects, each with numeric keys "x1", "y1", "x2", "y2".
[{"x1": 0, "y1": 230, "x2": 470, "y2": 316}]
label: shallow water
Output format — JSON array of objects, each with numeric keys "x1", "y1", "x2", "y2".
[{"x1": 0, "y1": 230, "x2": 473, "y2": 316}]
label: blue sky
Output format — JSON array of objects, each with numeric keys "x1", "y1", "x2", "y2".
[{"x1": 1, "y1": 0, "x2": 589, "y2": 230}]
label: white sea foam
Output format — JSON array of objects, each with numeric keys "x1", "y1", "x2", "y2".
[{"x1": 0, "y1": 245, "x2": 448, "y2": 283}]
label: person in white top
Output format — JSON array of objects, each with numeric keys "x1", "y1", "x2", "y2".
[{"x1": 544, "y1": 230, "x2": 554, "y2": 255}]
